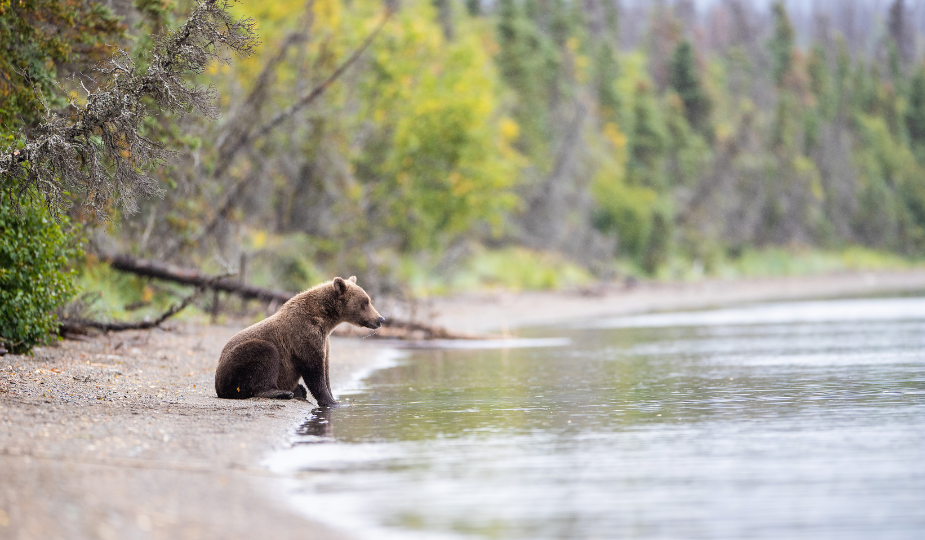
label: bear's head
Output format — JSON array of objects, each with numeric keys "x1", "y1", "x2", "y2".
[{"x1": 333, "y1": 276, "x2": 384, "y2": 329}]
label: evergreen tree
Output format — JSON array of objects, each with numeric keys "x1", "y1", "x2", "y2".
[
  {"x1": 628, "y1": 82, "x2": 667, "y2": 190},
  {"x1": 668, "y1": 40, "x2": 712, "y2": 137},
  {"x1": 906, "y1": 65, "x2": 925, "y2": 148},
  {"x1": 496, "y1": 0, "x2": 560, "y2": 159},
  {"x1": 888, "y1": 0, "x2": 913, "y2": 68},
  {"x1": 834, "y1": 35, "x2": 852, "y2": 116},
  {"x1": 769, "y1": 1, "x2": 795, "y2": 88},
  {"x1": 807, "y1": 43, "x2": 833, "y2": 117},
  {"x1": 595, "y1": 42, "x2": 621, "y2": 121},
  {"x1": 0, "y1": 0, "x2": 123, "y2": 130}
]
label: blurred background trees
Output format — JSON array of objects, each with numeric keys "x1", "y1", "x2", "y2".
[{"x1": 6, "y1": 0, "x2": 925, "y2": 349}]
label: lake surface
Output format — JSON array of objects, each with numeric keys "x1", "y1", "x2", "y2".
[{"x1": 269, "y1": 297, "x2": 925, "y2": 540}]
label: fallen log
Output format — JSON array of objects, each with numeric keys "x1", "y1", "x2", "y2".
[
  {"x1": 102, "y1": 254, "x2": 293, "y2": 303},
  {"x1": 59, "y1": 273, "x2": 226, "y2": 335},
  {"x1": 100, "y1": 253, "x2": 480, "y2": 340}
]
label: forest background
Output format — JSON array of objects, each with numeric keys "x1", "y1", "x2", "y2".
[{"x1": 4, "y1": 0, "x2": 925, "y2": 352}]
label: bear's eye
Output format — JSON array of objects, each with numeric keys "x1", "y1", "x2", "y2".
[{"x1": 362, "y1": 299, "x2": 369, "y2": 307}]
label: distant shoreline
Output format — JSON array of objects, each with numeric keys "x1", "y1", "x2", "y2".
[{"x1": 425, "y1": 269, "x2": 925, "y2": 335}]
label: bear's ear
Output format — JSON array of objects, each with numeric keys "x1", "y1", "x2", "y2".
[
  {"x1": 333, "y1": 277, "x2": 348, "y2": 295},
  {"x1": 347, "y1": 276, "x2": 357, "y2": 283}
]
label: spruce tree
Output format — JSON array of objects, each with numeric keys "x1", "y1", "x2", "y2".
[
  {"x1": 669, "y1": 40, "x2": 712, "y2": 136},
  {"x1": 769, "y1": 1, "x2": 795, "y2": 88},
  {"x1": 596, "y1": 42, "x2": 621, "y2": 121},
  {"x1": 888, "y1": 0, "x2": 913, "y2": 68},
  {"x1": 496, "y1": 0, "x2": 560, "y2": 158},
  {"x1": 628, "y1": 82, "x2": 667, "y2": 190},
  {"x1": 906, "y1": 65, "x2": 925, "y2": 148}
]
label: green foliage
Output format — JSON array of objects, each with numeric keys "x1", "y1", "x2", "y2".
[
  {"x1": 0, "y1": 0, "x2": 123, "y2": 131},
  {"x1": 664, "y1": 92, "x2": 711, "y2": 187},
  {"x1": 495, "y1": 0, "x2": 560, "y2": 160},
  {"x1": 455, "y1": 247, "x2": 593, "y2": 291},
  {"x1": 595, "y1": 42, "x2": 621, "y2": 121},
  {"x1": 26, "y1": 0, "x2": 925, "y2": 303},
  {"x1": 352, "y1": 3, "x2": 522, "y2": 250},
  {"x1": 175, "y1": 1, "x2": 925, "y2": 285},
  {"x1": 769, "y1": 1, "x2": 794, "y2": 87},
  {"x1": 239, "y1": 231, "x2": 326, "y2": 292},
  {"x1": 807, "y1": 43, "x2": 835, "y2": 119},
  {"x1": 906, "y1": 65, "x2": 925, "y2": 149},
  {"x1": 714, "y1": 246, "x2": 916, "y2": 279},
  {"x1": 591, "y1": 178, "x2": 660, "y2": 261},
  {"x1": 401, "y1": 246, "x2": 595, "y2": 295},
  {"x1": 75, "y1": 260, "x2": 202, "y2": 324},
  {"x1": 589, "y1": 116, "x2": 669, "y2": 268},
  {"x1": 0, "y1": 198, "x2": 80, "y2": 354},
  {"x1": 669, "y1": 40, "x2": 712, "y2": 136},
  {"x1": 627, "y1": 81, "x2": 667, "y2": 189},
  {"x1": 852, "y1": 114, "x2": 925, "y2": 251}
]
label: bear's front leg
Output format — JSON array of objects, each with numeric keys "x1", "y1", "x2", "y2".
[
  {"x1": 305, "y1": 372, "x2": 336, "y2": 406},
  {"x1": 300, "y1": 354, "x2": 336, "y2": 407},
  {"x1": 323, "y1": 339, "x2": 333, "y2": 401}
]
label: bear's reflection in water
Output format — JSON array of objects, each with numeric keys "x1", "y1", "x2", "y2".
[{"x1": 296, "y1": 407, "x2": 335, "y2": 440}]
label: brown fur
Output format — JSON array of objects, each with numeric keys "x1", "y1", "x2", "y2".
[{"x1": 214, "y1": 276, "x2": 383, "y2": 406}]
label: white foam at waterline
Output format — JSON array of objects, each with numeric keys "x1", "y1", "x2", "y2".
[{"x1": 336, "y1": 347, "x2": 408, "y2": 397}]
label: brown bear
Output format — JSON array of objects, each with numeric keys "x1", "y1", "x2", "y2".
[{"x1": 214, "y1": 276, "x2": 383, "y2": 406}]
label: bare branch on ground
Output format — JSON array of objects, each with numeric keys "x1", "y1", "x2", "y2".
[
  {"x1": 102, "y1": 254, "x2": 293, "y2": 303},
  {"x1": 59, "y1": 272, "x2": 232, "y2": 335},
  {"x1": 98, "y1": 253, "x2": 479, "y2": 340}
]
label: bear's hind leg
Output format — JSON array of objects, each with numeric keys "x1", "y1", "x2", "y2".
[{"x1": 215, "y1": 339, "x2": 286, "y2": 399}]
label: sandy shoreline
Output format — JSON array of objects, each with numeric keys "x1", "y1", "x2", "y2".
[
  {"x1": 3, "y1": 269, "x2": 925, "y2": 539},
  {"x1": 0, "y1": 325, "x2": 387, "y2": 540},
  {"x1": 425, "y1": 269, "x2": 925, "y2": 334}
]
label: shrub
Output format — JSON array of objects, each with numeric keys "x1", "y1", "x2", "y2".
[{"x1": 0, "y1": 200, "x2": 81, "y2": 354}]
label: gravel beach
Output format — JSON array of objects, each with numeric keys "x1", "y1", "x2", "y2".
[
  {"x1": 3, "y1": 269, "x2": 925, "y2": 540},
  {"x1": 0, "y1": 324, "x2": 387, "y2": 540}
]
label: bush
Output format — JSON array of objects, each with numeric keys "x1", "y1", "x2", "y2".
[{"x1": 0, "y1": 200, "x2": 81, "y2": 354}]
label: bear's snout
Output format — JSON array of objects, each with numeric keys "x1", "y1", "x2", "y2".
[{"x1": 368, "y1": 316, "x2": 385, "y2": 329}]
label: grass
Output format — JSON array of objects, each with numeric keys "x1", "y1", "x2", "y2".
[
  {"x1": 663, "y1": 245, "x2": 921, "y2": 282},
  {"x1": 401, "y1": 246, "x2": 596, "y2": 297}
]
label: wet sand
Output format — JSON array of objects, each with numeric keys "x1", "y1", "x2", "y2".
[{"x1": 2, "y1": 269, "x2": 925, "y2": 539}]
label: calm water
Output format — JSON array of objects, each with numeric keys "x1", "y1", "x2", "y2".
[{"x1": 269, "y1": 297, "x2": 925, "y2": 540}]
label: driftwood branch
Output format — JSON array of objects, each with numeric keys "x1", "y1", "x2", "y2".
[
  {"x1": 103, "y1": 254, "x2": 292, "y2": 303},
  {"x1": 331, "y1": 319, "x2": 484, "y2": 340},
  {"x1": 59, "y1": 273, "x2": 231, "y2": 334},
  {"x1": 100, "y1": 253, "x2": 477, "y2": 340}
]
